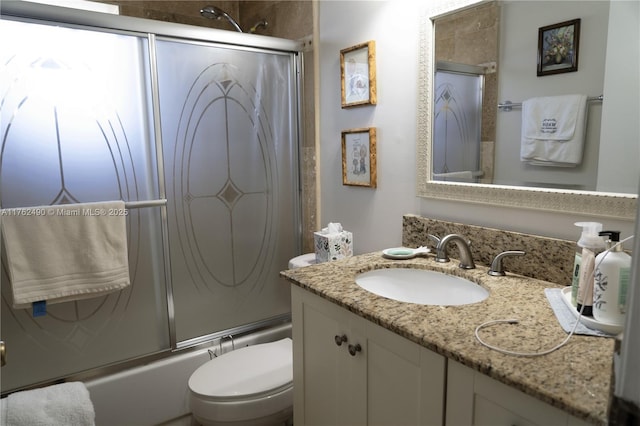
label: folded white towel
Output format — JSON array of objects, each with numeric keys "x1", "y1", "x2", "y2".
[
  {"x1": 4, "y1": 382, "x2": 95, "y2": 426},
  {"x1": 1, "y1": 201, "x2": 130, "y2": 309},
  {"x1": 520, "y1": 94, "x2": 588, "y2": 167}
]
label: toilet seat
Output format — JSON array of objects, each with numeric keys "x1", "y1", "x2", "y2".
[
  {"x1": 189, "y1": 337, "x2": 292, "y2": 400},
  {"x1": 188, "y1": 338, "x2": 293, "y2": 426}
]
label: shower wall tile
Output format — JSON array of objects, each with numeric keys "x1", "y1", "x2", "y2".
[
  {"x1": 102, "y1": 1, "x2": 312, "y2": 41},
  {"x1": 483, "y1": 71, "x2": 497, "y2": 142},
  {"x1": 302, "y1": 146, "x2": 317, "y2": 253},
  {"x1": 240, "y1": 1, "x2": 312, "y2": 40},
  {"x1": 102, "y1": 1, "x2": 240, "y2": 30},
  {"x1": 480, "y1": 140, "x2": 495, "y2": 184}
]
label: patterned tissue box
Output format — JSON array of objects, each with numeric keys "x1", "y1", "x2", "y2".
[{"x1": 314, "y1": 228, "x2": 353, "y2": 263}]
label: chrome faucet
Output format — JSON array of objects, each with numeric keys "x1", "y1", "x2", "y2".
[
  {"x1": 435, "y1": 234, "x2": 475, "y2": 269},
  {"x1": 488, "y1": 250, "x2": 526, "y2": 276}
]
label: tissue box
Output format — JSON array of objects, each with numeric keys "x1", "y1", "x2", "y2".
[{"x1": 314, "y1": 229, "x2": 353, "y2": 263}]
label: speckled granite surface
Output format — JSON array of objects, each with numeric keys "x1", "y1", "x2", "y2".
[
  {"x1": 280, "y1": 251, "x2": 614, "y2": 425},
  {"x1": 402, "y1": 214, "x2": 577, "y2": 284}
]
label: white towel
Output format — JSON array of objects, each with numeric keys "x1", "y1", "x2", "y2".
[
  {"x1": 1, "y1": 201, "x2": 130, "y2": 309},
  {"x1": 520, "y1": 94, "x2": 588, "y2": 167},
  {"x1": 4, "y1": 382, "x2": 95, "y2": 426}
]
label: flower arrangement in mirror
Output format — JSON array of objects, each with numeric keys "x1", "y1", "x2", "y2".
[{"x1": 537, "y1": 18, "x2": 580, "y2": 76}]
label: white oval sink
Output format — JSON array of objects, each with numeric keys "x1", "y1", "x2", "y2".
[{"x1": 355, "y1": 268, "x2": 488, "y2": 306}]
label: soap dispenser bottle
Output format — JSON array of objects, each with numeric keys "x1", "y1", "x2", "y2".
[
  {"x1": 573, "y1": 222, "x2": 606, "y2": 316},
  {"x1": 593, "y1": 231, "x2": 631, "y2": 326}
]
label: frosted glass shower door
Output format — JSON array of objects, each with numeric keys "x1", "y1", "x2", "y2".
[
  {"x1": 156, "y1": 40, "x2": 299, "y2": 342},
  {"x1": 433, "y1": 70, "x2": 482, "y2": 182},
  {"x1": 0, "y1": 20, "x2": 169, "y2": 392}
]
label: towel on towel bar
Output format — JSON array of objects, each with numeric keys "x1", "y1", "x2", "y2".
[
  {"x1": 1, "y1": 200, "x2": 130, "y2": 309},
  {"x1": 2, "y1": 382, "x2": 95, "y2": 426},
  {"x1": 520, "y1": 94, "x2": 588, "y2": 167}
]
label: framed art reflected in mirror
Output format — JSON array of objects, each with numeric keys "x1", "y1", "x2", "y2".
[{"x1": 537, "y1": 18, "x2": 580, "y2": 77}]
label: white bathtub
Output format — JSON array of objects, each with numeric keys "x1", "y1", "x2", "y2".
[{"x1": 85, "y1": 323, "x2": 291, "y2": 426}]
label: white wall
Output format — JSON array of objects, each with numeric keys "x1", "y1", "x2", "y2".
[
  {"x1": 598, "y1": 0, "x2": 640, "y2": 194},
  {"x1": 494, "y1": 1, "x2": 609, "y2": 190},
  {"x1": 317, "y1": 0, "x2": 635, "y2": 254},
  {"x1": 317, "y1": 1, "x2": 421, "y2": 252},
  {"x1": 606, "y1": 0, "x2": 640, "y2": 408}
]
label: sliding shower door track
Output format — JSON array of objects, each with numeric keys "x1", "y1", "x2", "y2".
[{"x1": 0, "y1": 314, "x2": 291, "y2": 397}]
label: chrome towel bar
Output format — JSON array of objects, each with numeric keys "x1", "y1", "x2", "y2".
[
  {"x1": 498, "y1": 95, "x2": 603, "y2": 112},
  {"x1": 124, "y1": 199, "x2": 167, "y2": 209}
]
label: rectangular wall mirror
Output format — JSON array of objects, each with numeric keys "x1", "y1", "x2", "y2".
[{"x1": 417, "y1": 0, "x2": 638, "y2": 219}]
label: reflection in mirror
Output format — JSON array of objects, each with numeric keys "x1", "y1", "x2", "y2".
[
  {"x1": 433, "y1": 61, "x2": 485, "y2": 183},
  {"x1": 433, "y1": 1, "x2": 498, "y2": 185},
  {"x1": 417, "y1": 0, "x2": 638, "y2": 219}
]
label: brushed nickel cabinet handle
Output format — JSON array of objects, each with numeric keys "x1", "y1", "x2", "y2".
[
  {"x1": 348, "y1": 343, "x2": 362, "y2": 356},
  {"x1": 334, "y1": 334, "x2": 348, "y2": 346}
]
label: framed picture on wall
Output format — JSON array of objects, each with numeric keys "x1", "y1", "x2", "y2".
[
  {"x1": 537, "y1": 18, "x2": 580, "y2": 76},
  {"x1": 341, "y1": 127, "x2": 377, "y2": 187},
  {"x1": 340, "y1": 41, "x2": 377, "y2": 108}
]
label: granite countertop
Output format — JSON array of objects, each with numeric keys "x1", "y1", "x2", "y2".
[{"x1": 280, "y1": 251, "x2": 616, "y2": 425}]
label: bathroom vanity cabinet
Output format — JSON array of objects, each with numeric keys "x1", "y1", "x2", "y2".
[
  {"x1": 292, "y1": 284, "x2": 596, "y2": 426},
  {"x1": 446, "y1": 360, "x2": 591, "y2": 426},
  {"x1": 283, "y1": 250, "x2": 614, "y2": 425},
  {"x1": 291, "y1": 285, "x2": 446, "y2": 425}
]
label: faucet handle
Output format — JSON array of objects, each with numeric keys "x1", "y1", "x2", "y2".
[{"x1": 489, "y1": 250, "x2": 526, "y2": 276}]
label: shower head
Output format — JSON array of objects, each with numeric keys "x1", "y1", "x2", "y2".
[
  {"x1": 200, "y1": 6, "x2": 243, "y2": 33},
  {"x1": 199, "y1": 5, "x2": 224, "y2": 19}
]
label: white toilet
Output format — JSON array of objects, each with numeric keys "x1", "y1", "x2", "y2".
[
  {"x1": 288, "y1": 253, "x2": 316, "y2": 269},
  {"x1": 188, "y1": 337, "x2": 293, "y2": 426}
]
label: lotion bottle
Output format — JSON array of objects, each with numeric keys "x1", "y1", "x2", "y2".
[
  {"x1": 593, "y1": 231, "x2": 631, "y2": 326},
  {"x1": 574, "y1": 222, "x2": 605, "y2": 316}
]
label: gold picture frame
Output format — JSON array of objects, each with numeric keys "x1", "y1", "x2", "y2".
[
  {"x1": 342, "y1": 128, "x2": 377, "y2": 187},
  {"x1": 340, "y1": 41, "x2": 377, "y2": 108}
]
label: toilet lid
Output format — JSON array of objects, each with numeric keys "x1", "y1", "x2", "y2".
[
  {"x1": 288, "y1": 253, "x2": 317, "y2": 269},
  {"x1": 189, "y1": 337, "x2": 292, "y2": 400}
]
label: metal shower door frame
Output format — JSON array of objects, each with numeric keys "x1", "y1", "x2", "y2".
[{"x1": 0, "y1": 0, "x2": 304, "y2": 391}]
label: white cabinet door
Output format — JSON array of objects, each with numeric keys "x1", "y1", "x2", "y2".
[
  {"x1": 357, "y1": 313, "x2": 445, "y2": 426},
  {"x1": 446, "y1": 360, "x2": 590, "y2": 426},
  {"x1": 292, "y1": 285, "x2": 446, "y2": 426},
  {"x1": 292, "y1": 285, "x2": 365, "y2": 426}
]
